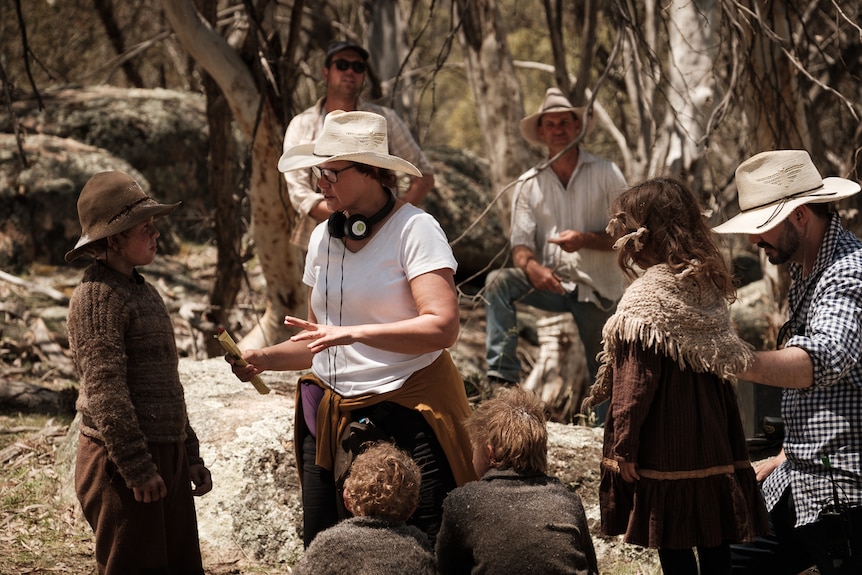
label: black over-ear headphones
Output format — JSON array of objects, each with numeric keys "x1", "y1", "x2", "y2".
[{"x1": 328, "y1": 192, "x2": 396, "y2": 240}]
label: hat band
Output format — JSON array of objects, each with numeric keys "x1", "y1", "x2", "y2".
[
  {"x1": 108, "y1": 197, "x2": 149, "y2": 224},
  {"x1": 753, "y1": 184, "x2": 829, "y2": 230}
]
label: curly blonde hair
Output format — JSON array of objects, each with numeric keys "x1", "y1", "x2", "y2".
[
  {"x1": 466, "y1": 387, "x2": 548, "y2": 475},
  {"x1": 342, "y1": 442, "x2": 421, "y2": 521}
]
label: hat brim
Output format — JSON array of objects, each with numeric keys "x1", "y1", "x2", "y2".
[
  {"x1": 713, "y1": 177, "x2": 861, "y2": 235},
  {"x1": 64, "y1": 202, "x2": 180, "y2": 262},
  {"x1": 278, "y1": 144, "x2": 422, "y2": 177},
  {"x1": 519, "y1": 106, "x2": 595, "y2": 146}
]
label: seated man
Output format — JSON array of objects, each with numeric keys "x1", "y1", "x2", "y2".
[
  {"x1": 436, "y1": 387, "x2": 599, "y2": 574},
  {"x1": 484, "y1": 87, "x2": 626, "y2": 408},
  {"x1": 292, "y1": 441, "x2": 436, "y2": 575}
]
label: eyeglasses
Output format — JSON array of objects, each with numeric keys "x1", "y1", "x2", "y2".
[
  {"x1": 312, "y1": 164, "x2": 356, "y2": 184},
  {"x1": 332, "y1": 59, "x2": 367, "y2": 74}
]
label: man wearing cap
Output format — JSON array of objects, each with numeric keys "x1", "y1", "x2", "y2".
[
  {"x1": 283, "y1": 40, "x2": 435, "y2": 249},
  {"x1": 484, "y1": 87, "x2": 627, "y2": 404},
  {"x1": 713, "y1": 150, "x2": 862, "y2": 573}
]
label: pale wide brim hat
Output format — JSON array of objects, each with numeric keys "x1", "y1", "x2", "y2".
[
  {"x1": 65, "y1": 171, "x2": 180, "y2": 262},
  {"x1": 519, "y1": 87, "x2": 597, "y2": 146},
  {"x1": 713, "y1": 150, "x2": 861, "y2": 235},
  {"x1": 277, "y1": 110, "x2": 422, "y2": 177}
]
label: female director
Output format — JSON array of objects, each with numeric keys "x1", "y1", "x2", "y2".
[{"x1": 230, "y1": 110, "x2": 476, "y2": 547}]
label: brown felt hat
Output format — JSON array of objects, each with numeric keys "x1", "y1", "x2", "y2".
[{"x1": 65, "y1": 171, "x2": 180, "y2": 262}]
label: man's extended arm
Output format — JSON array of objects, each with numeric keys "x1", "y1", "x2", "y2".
[
  {"x1": 739, "y1": 346, "x2": 814, "y2": 389},
  {"x1": 549, "y1": 229, "x2": 615, "y2": 252}
]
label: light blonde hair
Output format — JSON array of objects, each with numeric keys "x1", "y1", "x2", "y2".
[
  {"x1": 342, "y1": 442, "x2": 421, "y2": 521},
  {"x1": 466, "y1": 387, "x2": 548, "y2": 474}
]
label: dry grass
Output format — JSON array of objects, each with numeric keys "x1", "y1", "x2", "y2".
[
  {"x1": 0, "y1": 413, "x2": 96, "y2": 575},
  {"x1": 0, "y1": 412, "x2": 290, "y2": 575}
]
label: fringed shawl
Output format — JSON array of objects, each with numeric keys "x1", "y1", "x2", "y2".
[{"x1": 582, "y1": 264, "x2": 753, "y2": 411}]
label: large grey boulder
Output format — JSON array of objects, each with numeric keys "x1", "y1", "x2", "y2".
[
  {"x1": 4, "y1": 86, "x2": 211, "y2": 210},
  {"x1": 2, "y1": 87, "x2": 505, "y2": 282},
  {"x1": 179, "y1": 358, "x2": 304, "y2": 565}
]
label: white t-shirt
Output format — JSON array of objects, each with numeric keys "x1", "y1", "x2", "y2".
[{"x1": 303, "y1": 203, "x2": 457, "y2": 397}]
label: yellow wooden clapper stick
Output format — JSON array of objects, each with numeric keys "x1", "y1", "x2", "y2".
[{"x1": 215, "y1": 327, "x2": 270, "y2": 395}]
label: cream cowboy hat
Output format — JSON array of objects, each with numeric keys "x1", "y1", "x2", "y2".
[
  {"x1": 519, "y1": 87, "x2": 597, "y2": 146},
  {"x1": 65, "y1": 171, "x2": 180, "y2": 262},
  {"x1": 277, "y1": 110, "x2": 422, "y2": 176},
  {"x1": 713, "y1": 150, "x2": 861, "y2": 235}
]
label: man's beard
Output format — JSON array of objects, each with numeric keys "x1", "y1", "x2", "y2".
[{"x1": 759, "y1": 220, "x2": 800, "y2": 265}]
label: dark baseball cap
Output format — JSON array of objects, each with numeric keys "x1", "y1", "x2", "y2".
[{"x1": 324, "y1": 41, "x2": 369, "y2": 66}]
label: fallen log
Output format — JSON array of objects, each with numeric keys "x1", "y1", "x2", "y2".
[{"x1": 0, "y1": 269, "x2": 69, "y2": 305}]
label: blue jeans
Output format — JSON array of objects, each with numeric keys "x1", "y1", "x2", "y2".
[{"x1": 484, "y1": 267, "x2": 615, "y2": 385}]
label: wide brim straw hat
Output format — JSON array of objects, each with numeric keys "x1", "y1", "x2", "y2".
[
  {"x1": 713, "y1": 150, "x2": 861, "y2": 235},
  {"x1": 277, "y1": 110, "x2": 422, "y2": 177},
  {"x1": 65, "y1": 171, "x2": 180, "y2": 262},
  {"x1": 519, "y1": 87, "x2": 597, "y2": 146}
]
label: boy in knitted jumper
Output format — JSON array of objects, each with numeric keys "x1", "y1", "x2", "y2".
[
  {"x1": 292, "y1": 441, "x2": 436, "y2": 575},
  {"x1": 66, "y1": 171, "x2": 212, "y2": 575},
  {"x1": 436, "y1": 387, "x2": 599, "y2": 575}
]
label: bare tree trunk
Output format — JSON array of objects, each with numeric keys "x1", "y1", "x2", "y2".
[
  {"x1": 198, "y1": 0, "x2": 243, "y2": 357},
  {"x1": 572, "y1": 1, "x2": 597, "y2": 105},
  {"x1": 660, "y1": 0, "x2": 719, "y2": 187},
  {"x1": 740, "y1": 1, "x2": 809, "y2": 154},
  {"x1": 160, "y1": 0, "x2": 303, "y2": 349},
  {"x1": 543, "y1": 0, "x2": 571, "y2": 95},
  {"x1": 739, "y1": 0, "x2": 809, "y2": 309},
  {"x1": 365, "y1": 0, "x2": 413, "y2": 119},
  {"x1": 452, "y1": 0, "x2": 533, "y2": 230},
  {"x1": 92, "y1": 0, "x2": 144, "y2": 88}
]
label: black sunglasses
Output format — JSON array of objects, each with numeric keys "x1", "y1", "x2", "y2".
[{"x1": 332, "y1": 59, "x2": 367, "y2": 74}]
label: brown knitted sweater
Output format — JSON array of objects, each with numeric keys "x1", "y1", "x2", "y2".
[{"x1": 68, "y1": 262, "x2": 202, "y2": 488}]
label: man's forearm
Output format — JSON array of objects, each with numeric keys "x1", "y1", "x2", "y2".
[
  {"x1": 308, "y1": 199, "x2": 332, "y2": 222},
  {"x1": 401, "y1": 173, "x2": 434, "y2": 206},
  {"x1": 739, "y1": 347, "x2": 814, "y2": 389},
  {"x1": 512, "y1": 246, "x2": 538, "y2": 272}
]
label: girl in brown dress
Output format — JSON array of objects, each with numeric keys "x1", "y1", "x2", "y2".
[{"x1": 582, "y1": 177, "x2": 768, "y2": 574}]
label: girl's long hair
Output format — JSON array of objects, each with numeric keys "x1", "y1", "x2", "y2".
[{"x1": 608, "y1": 177, "x2": 736, "y2": 301}]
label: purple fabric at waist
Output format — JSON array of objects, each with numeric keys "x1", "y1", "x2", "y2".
[{"x1": 300, "y1": 381, "x2": 325, "y2": 437}]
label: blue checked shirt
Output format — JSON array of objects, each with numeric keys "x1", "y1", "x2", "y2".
[{"x1": 762, "y1": 214, "x2": 862, "y2": 527}]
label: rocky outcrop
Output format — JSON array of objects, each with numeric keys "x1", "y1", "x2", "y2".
[
  {"x1": 54, "y1": 356, "x2": 658, "y2": 571},
  {"x1": 1, "y1": 87, "x2": 506, "y2": 282}
]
